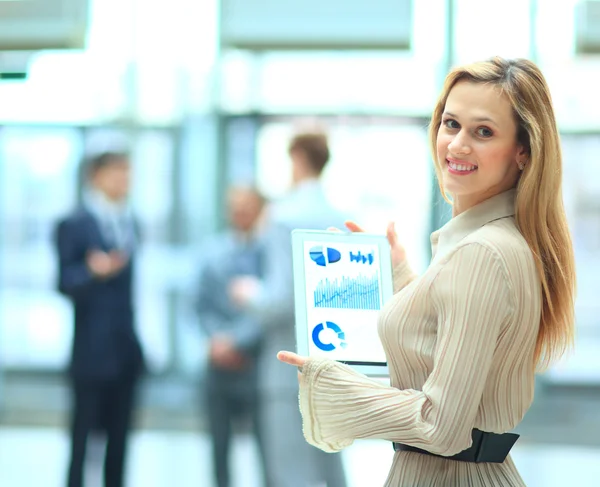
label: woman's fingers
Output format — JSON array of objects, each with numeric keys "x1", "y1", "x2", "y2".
[
  {"x1": 328, "y1": 221, "x2": 366, "y2": 233},
  {"x1": 386, "y1": 221, "x2": 398, "y2": 246},
  {"x1": 277, "y1": 351, "x2": 307, "y2": 367},
  {"x1": 344, "y1": 221, "x2": 365, "y2": 233},
  {"x1": 277, "y1": 351, "x2": 307, "y2": 384},
  {"x1": 386, "y1": 221, "x2": 407, "y2": 267}
]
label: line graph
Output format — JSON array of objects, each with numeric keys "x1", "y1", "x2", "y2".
[{"x1": 313, "y1": 273, "x2": 381, "y2": 310}]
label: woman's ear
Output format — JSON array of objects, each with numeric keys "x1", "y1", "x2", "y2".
[{"x1": 516, "y1": 146, "x2": 529, "y2": 171}]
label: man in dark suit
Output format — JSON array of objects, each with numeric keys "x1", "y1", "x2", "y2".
[
  {"x1": 195, "y1": 186, "x2": 269, "y2": 487},
  {"x1": 55, "y1": 152, "x2": 145, "y2": 487}
]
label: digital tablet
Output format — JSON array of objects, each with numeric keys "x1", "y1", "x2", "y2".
[{"x1": 291, "y1": 229, "x2": 393, "y2": 377}]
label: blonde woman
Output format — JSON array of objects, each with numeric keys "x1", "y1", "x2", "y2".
[{"x1": 277, "y1": 57, "x2": 576, "y2": 486}]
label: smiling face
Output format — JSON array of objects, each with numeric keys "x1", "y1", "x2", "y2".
[{"x1": 436, "y1": 80, "x2": 528, "y2": 215}]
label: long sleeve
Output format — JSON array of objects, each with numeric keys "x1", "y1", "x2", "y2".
[
  {"x1": 195, "y1": 253, "x2": 263, "y2": 352},
  {"x1": 195, "y1": 261, "x2": 226, "y2": 339},
  {"x1": 55, "y1": 219, "x2": 96, "y2": 299},
  {"x1": 299, "y1": 243, "x2": 513, "y2": 455},
  {"x1": 246, "y1": 221, "x2": 295, "y2": 329},
  {"x1": 393, "y1": 259, "x2": 417, "y2": 294},
  {"x1": 228, "y1": 317, "x2": 263, "y2": 352}
]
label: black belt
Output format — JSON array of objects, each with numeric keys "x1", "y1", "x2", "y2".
[{"x1": 393, "y1": 429, "x2": 519, "y2": 463}]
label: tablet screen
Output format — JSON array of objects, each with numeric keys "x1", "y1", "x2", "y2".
[{"x1": 301, "y1": 239, "x2": 388, "y2": 364}]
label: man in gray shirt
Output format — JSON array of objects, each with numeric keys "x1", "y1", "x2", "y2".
[
  {"x1": 195, "y1": 187, "x2": 269, "y2": 487},
  {"x1": 231, "y1": 132, "x2": 348, "y2": 487}
]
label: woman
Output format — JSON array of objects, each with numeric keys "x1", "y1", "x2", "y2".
[{"x1": 277, "y1": 57, "x2": 576, "y2": 486}]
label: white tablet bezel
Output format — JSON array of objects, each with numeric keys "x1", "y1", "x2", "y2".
[{"x1": 291, "y1": 229, "x2": 393, "y2": 377}]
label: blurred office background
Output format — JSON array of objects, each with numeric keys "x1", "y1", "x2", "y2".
[{"x1": 1, "y1": 0, "x2": 600, "y2": 486}]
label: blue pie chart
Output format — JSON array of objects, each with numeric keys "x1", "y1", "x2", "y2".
[{"x1": 309, "y1": 246, "x2": 342, "y2": 267}]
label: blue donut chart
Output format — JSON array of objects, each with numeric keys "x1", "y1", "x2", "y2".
[{"x1": 312, "y1": 321, "x2": 347, "y2": 351}]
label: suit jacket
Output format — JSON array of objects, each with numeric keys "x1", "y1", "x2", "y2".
[
  {"x1": 195, "y1": 232, "x2": 264, "y2": 369},
  {"x1": 249, "y1": 179, "x2": 348, "y2": 394},
  {"x1": 54, "y1": 207, "x2": 144, "y2": 382}
]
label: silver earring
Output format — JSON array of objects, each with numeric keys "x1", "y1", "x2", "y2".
[{"x1": 518, "y1": 161, "x2": 525, "y2": 171}]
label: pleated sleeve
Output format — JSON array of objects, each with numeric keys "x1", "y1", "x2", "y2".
[{"x1": 392, "y1": 259, "x2": 417, "y2": 294}]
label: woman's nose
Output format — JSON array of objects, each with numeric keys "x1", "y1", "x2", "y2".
[{"x1": 447, "y1": 131, "x2": 471, "y2": 155}]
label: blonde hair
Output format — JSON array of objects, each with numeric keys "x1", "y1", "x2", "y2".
[{"x1": 428, "y1": 57, "x2": 576, "y2": 371}]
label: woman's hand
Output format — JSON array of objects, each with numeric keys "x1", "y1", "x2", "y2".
[
  {"x1": 384, "y1": 222, "x2": 406, "y2": 269},
  {"x1": 329, "y1": 221, "x2": 406, "y2": 269},
  {"x1": 277, "y1": 351, "x2": 308, "y2": 380}
]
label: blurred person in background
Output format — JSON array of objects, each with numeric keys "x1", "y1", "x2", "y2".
[
  {"x1": 230, "y1": 132, "x2": 348, "y2": 487},
  {"x1": 277, "y1": 57, "x2": 577, "y2": 487},
  {"x1": 194, "y1": 186, "x2": 270, "y2": 487},
  {"x1": 55, "y1": 152, "x2": 145, "y2": 487}
]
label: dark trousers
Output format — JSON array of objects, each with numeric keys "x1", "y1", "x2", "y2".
[
  {"x1": 67, "y1": 377, "x2": 138, "y2": 487},
  {"x1": 205, "y1": 367, "x2": 269, "y2": 487}
]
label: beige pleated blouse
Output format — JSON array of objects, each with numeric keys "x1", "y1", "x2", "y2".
[{"x1": 298, "y1": 189, "x2": 542, "y2": 487}]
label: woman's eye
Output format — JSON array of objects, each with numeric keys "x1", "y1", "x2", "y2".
[
  {"x1": 443, "y1": 119, "x2": 460, "y2": 129},
  {"x1": 477, "y1": 127, "x2": 493, "y2": 137}
]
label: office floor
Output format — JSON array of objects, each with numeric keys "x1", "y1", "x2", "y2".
[
  {"x1": 0, "y1": 428, "x2": 599, "y2": 487},
  {"x1": 2, "y1": 344, "x2": 600, "y2": 487}
]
